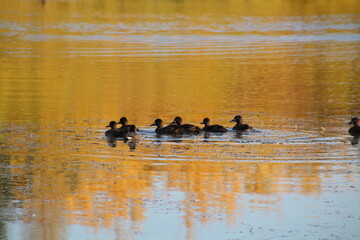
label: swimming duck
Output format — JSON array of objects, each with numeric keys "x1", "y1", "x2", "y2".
[
  {"x1": 117, "y1": 117, "x2": 132, "y2": 132},
  {"x1": 117, "y1": 116, "x2": 139, "y2": 132},
  {"x1": 124, "y1": 125, "x2": 140, "y2": 150},
  {"x1": 172, "y1": 116, "x2": 202, "y2": 134},
  {"x1": 123, "y1": 125, "x2": 139, "y2": 141},
  {"x1": 200, "y1": 118, "x2": 228, "y2": 133},
  {"x1": 105, "y1": 121, "x2": 122, "y2": 138},
  {"x1": 348, "y1": 117, "x2": 360, "y2": 136},
  {"x1": 151, "y1": 119, "x2": 184, "y2": 135},
  {"x1": 230, "y1": 115, "x2": 253, "y2": 132}
]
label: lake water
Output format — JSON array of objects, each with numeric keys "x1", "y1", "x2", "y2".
[{"x1": 1, "y1": 0, "x2": 360, "y2": 239}]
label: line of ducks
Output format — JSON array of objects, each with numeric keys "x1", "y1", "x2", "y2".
[
  {"x1": 105, "y1": 116, "x2": 360, "y2": 139},
  {"x1": 105, "y1": 115, "x2": 253, "y2": 138}
]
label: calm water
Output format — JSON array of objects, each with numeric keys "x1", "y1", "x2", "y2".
[{"x1": 1, "y1": 0, "x2": 360, "y2": 239}]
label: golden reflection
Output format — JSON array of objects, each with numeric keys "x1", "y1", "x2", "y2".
[
  {"x1": 1, "y1": 106, "x2": 358, "y2": 239},
  {"x1": 4, "y1": 128, "x2": 354, "y2": 234},
  {"x1": 0, "y1": 1, "x2": 359, "y2": 127},
  {"x1": 1, "y1": 0, "x2": 359, "y2": 239}
]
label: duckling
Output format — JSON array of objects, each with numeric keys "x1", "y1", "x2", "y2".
[
  {"x1": 151, "y1": 119, "x2": 184, "y2": 135},
  {"x1": 123, "y1": 125, "x2": 139, "y2": 141},
  {"x1": 348, "y1": 117, "x2": 360, "y2": 136},
  {"x1": 117, "y1": 116, "x2": 139, "y2": 132},
  {"x1": 200, "y1": 118, "x2": 228, "y2": 133},
  {"x1": 105, "y1": 121, "x2": 122, "y2": 138},
  {"x1": 230, "y1": 115, "x2": 253, "y2": 132},
  {"x1": 117, "y1": 117, "x2": 131, "y2": 132},
  {"x1": 171, "y1": 116, "x2": 202, "y2": 134},
  {"x1": 124, "y1": 125, "x2": 140, "y2": 150}
]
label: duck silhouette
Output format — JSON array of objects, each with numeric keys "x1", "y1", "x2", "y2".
[
  {"x1": 151, "y1": 119, "x2": 184, "y2": 135},
  {"x1": 105, "y1": 121, "x2": 123, "y2": 138},
  {"x1": 171, "y1": 116, "x2": 202, "y2": 134},
  {"x1": 348, "y1": 117, "x2": 360, "y2": 137},
  {"x1": 124, "y1": 125, "x2": 140, "y2": 150},
  {"x1": 230, "y1": 115, "x2": 253, "y2": 132},
  {"x1": 200, "y1": 118, "x2": 228, "y2": 133}
]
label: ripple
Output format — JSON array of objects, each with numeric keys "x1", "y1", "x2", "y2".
[{"x1": 82, "y1": 127, "x2": 360, "y2": 164}]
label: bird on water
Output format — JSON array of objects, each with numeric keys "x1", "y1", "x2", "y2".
[
  {"x1": 348, "y1": 117, "x2": 360, "y2": 136},
  {"x1": 200, "y1": 118, "x2": 228, "y2": 133},
  {"x1": 171, "y1": 116, "x2": 202, "y2": 134},
  {"x1": 230, "y1": 115, "x2": 253, "y2": 132}
]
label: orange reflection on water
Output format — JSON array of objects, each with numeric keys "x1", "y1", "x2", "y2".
[
  {"x1": 1, "y1": 0, "x2": 360, "y2": 239},
  {"x1": 5, "y1": 129, "x2": 355, "y2": 230}
]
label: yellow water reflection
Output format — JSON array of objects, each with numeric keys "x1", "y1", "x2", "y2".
[
  {"x1": 1, "y1": 0, "x2": 360, "y2": 239},
  {"x1": 3, "y1": 127, "x2": 357, "y2": 239},
  {"x1": 1, "y1": 1, "x2": 359, "y2": 127}
]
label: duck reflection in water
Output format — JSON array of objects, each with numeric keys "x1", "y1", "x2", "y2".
[
  {"x1": 348, "y1": 117, "x2": 360, "y2": 145},
  {"x1": 124, "y1": 125, "x2": 140, "y2": 150},
  {"x1": 234, "y1": 131, "x2": 244, "y2": 139},
  {"x1": 351, "y1": 136, "x2": 360, "y2": 145},
  {"x1": 105, "y1": 121, "x2": 119, "y2": 147},
  {"x1": 106, "y1": 137, "x2": 117, "y2": 147}
]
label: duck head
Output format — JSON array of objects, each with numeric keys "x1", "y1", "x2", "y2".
[
  {"x1": 230, "y1": 115, "x2": 243, "y2": 124},
  {"x1": 150, "y1": 119, "x2": 163, "y2": 128},
  {"x1": 106, "y1": 121, "x2": 117, "y2": 129},
  {"x1": 117, "y1": 117, "x2": 128, "y2": 126},
  {"x1": 200, "y1": 118, "x2": 210, "y2": 126},
  {"x1": 129, "y1": 124, "x2": 137, "y2": 132},
  {"x1": 171, "y1": 116, "x2": 183, "y2": 125},
  {"x1": 349, "y1": 117, "x2": 360, "y2": 126}
]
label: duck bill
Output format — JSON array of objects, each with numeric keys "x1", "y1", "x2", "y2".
[
  {"x1": 106, "y1": 125, "x2": 110, "y2": 127},
  {"x1": 348, "y1": 121, "x2": 354, "y2": 124},
  {"x1": 230, "y1": 119, "x2": 236, "y2": 122},
  {"x1": 150, "y1": 123, "x2": 156, "y2": 126},
  {"x1": 170, "y1": 120, "x2": 176, "y2": 124}
]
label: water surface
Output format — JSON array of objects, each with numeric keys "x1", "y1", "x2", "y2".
[{"x1": 0, "y1": 0, "x2": 360, "y2": 239}]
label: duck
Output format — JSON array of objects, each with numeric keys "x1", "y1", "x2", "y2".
[
  {"x1": 117, "y1": 116, "x2": 140, "y2": 132},
  {"x1": 123, "y1": 125, "x2": 140, "y2": 150},
  {"x1": 230, "y1": 115, "x2": 253, "y2": 132},
  {"x1": 116, "y1": 117, "x2": 132, "y2": 132},
  {"x1": 171, "y1": 116, "x2": 203, "y2": 134},
  {"x1": 105, "y1": 121, "x2": 123, "y2": 138},
  {"x1": 348, "y1": 117, "x2": 360, "y2": 136},
  {"x1": 123, "y1": 125, "x2": 139, "y2": 141},
  {"x1": 200, "y1": 118, "x2": 228, "y2": 133},
  {"x1": 150, "y1": 119, "x2": 184, "y2": 135}
]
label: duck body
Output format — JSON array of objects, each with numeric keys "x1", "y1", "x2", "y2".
[
  {"x1": 181, "y1": 124, "x2": 203, "y2": 133},
  {"x1": 348, "y1": 117, "x2": 360, "y2": 136},
  {"x1": 117, "y1": 116, "x2": 139, "y2": 134},
  {"x1": 230, "y1": 115, "x2": 253, "y2": 132},
  {"x1": 105, "y1": 129, "x2": 120, "y2": 138},
  {"x1": 201, "y1": 118, "x2": 228, "y2": 133},
  {"x1": 233, "y1": 124, "x2": 252, "y2": 131},
  {"x1": 172, "y1": 116, "x2": 202, "y2": 134},
  {"x1": 349, "y1": 126, "x2": 360, "y2": 136},
  {"x1": 123, "y1": 125, "x2": 139, "y2": 141},
  {"x1": 105, "y1": 121, "x2": 124, "y2": 138},
  {"x1": 124, "y1": 125, "x2": 140, "y2": 150},
  {"x1": 151, "y1": 119, "x2": 184, "y2": 135}
]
